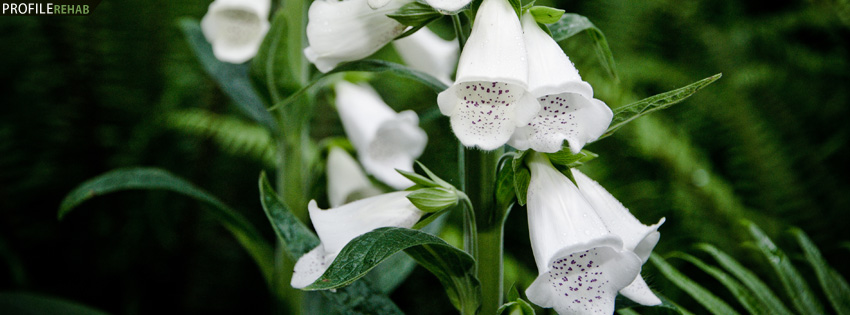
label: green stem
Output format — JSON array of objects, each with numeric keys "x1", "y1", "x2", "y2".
[
  {"x1": 464, "y1": 148, "x2": 503, "y2": 315},
  {"x1": 452, "y1": 14, "x2": 467, "y2": 51}
]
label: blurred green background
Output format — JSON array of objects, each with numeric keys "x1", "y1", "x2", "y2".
[{"x1": 1, "y1": 0, "x2": 848, "y2": 314}]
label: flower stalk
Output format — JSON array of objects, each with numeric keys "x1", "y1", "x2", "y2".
[{"x1": 464, "y1": 147, "x2": 503, "y2": 315}]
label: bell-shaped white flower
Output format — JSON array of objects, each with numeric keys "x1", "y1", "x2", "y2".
[
  {"x1": 304, "y1": 0, "x2": 412, "y2": 72},
  {"x1": 291, "y1": 191, "x2": 424, "y2": 288},
  {"x1": 573, "y1": 169, "x2": 665, "y2": 306},
  {"x1": 326, "y1": 147, "x2": 382, "y2": 208},
  {"x1": 201, "y1": 0, "x2": 271, "y2": 64},
  {"x1": 335, "y1": 81, "x2": 428, "y2": 189},
  {"x1": 436, "y1": 0, "x2": 540, "y2": 150},
  {"x1": 393, "y1": 28, "x2": 459, "y2": 85},
  {"x1": 525, "y1": 153, "x2": 641, "y2": 315},
  {"x1": 508, "y1": 13, "x2": 612, "y2": 154}
]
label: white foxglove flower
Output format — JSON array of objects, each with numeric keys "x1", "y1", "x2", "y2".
[
  {"x1": 573, "y1": 169, "x2": 665, "y2": 306},
  {"x1": 326, "y1": 147, "x2": 382, "y2": 208},
  {"x1": 305, "y1": 0, "x2": 412, "y2": 72},
  {"x1": 436, "y1": 0, "x2": 540, "y2": 150},
  {"x1": 201, "y1": 0, "x2": 271, "y2": 64},
  {"x1": 335, "y1": 82, "x2": 428, "y2": 189},
  {"x1": 393, "y1": 28, "x2": 459, "y2": 85},
  {"x1": 291, "y1": 192, "x2": 424, "y2": 288},
  {"x1": 508, "y1": 13, "x2": 612, "y2": 154},
  {"x1": 525, "y1": 153, "x2": 641, "y2": 315}
]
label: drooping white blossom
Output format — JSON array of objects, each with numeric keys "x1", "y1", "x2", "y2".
[
  {"x1": 573, "y1": 169, "x2": 665, "y2": 306},
  {"x1": 201, "y1": 0, "x2": 271, "y2": 63},
  {"x1": 291, "y1": 192, "x2": 424, "y2": 288},
  {"x1": 326, "y1": 147, "x2": 382, "y2": 208},
  {"x1": 436, "y1": 0, "x2": 540, "y2": 150},
  {"x1": 508, "y1": 13, "x2": 612, "y2": 154},
  {"x1": 335, "y1": 81, "x2": 428, "y2": 189},
  {"x1": 525, "y1": 153, "x2": 641, "y2": 314},
  {"x1": 304, "y1": 0, "x2": 412, "y2": 72},
  {"x1": 393, "y1": 27, "x2": 459, "y2": 85}
]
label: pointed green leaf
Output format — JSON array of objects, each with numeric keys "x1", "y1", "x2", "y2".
[
  {"x1": 269, "y1": 60, "x2": 448, "y2": 112},
  {"x1": 696, "y1": 243, "x2": 793, "y2": 315},
  {"x1": 59, "y1": 168, "x2": 274, "y2": 285},
  {"x1": 529, "y1": 6, "x2": 564, "y2": 24},
  {"x1": 388, "y1": 2, "x2": 441, "y2": 26},
  {"x1": 407, "y1": 187, "x2": 460, "y2": 212},
  {"x1": 304, "y1": 227, "x2": 481, "y2": 313},
  {"x1": 599, "y1": 74, "x2": 722, "y2": 140},
  {"x1": 673, "y1": 253, "x2": 768, "y2": 315},
  {"x1": 791, "y1": 228, "x2": 850, "y2": 315},
  {"x1": 746, "y1": 221, "x2": 824, "y2": 315},
  {"x1": 650, "y1": 254, "x2": 741, "y2": 315},
  {"x1": 547, "y1": 13, "x2": 617, "y2": 80},
  {"x1": 497, "y1": 299, "x2": 535, "y2": 315},
  {"x1": 178, "y1": 18, "x2": 278, "y2": 132},
  {"x1": 0, "y1": 292, "x2": 108, "y2": 315},
  {"x1": 258, "y1": 173, "x2": 404, "y2": 314},
  {"x1": 546, "y1": 149, "x2": 598, "y2": 168}
]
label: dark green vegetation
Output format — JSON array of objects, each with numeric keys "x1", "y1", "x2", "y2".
[{"x1": 1, "y1": 0, "x2": 848, "y2": 314}]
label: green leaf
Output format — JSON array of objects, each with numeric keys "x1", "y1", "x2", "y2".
[
  {"x1": 696, "y1": 243, "x2": 793, "y2": 315},
  {"x1": 389, "y1": 2, "x2": 442, "y2": 40},
  {"x1": 250, "y1": 10, "x2": 301, "y2": 105},
  {"x1": 305, "y1": 227, "x2": 480, "y2": 313},
  {"x1": 258, "y1": 173, "x2": 404, "y2": 314},
  {"x1": 599, "y1": 74, "x2": 722, "y2": 141},
  {"x1": 791, "y1": 228, "x2": 850, "y2": 315},
  {"x1": 368, "y1": 214, "x2": 448, "y2": 293},
  {"x1": 406, "y1": 187, "x2": 460, "y2": 212},
  {"x1": 0, "y1": 292, "x2": 108, "y2": 315},
  {"x1": 650, "y1": 253, "x2": 741, "y2": 315},
  {"x1": 529, "y1": 6, "x2": 564, "y2": 24},
  {"x1": 58, "y1": 168, "x2": 275, "y2": 287},
  {"x1": 547, "y1": 13, "x2": 618, "y2": 80},
  {"x1": 165, "y1": 109, "x2": 277, "y2": 168},
  {"x1": 178, "y1": 18, "x2": 278, "y2": 132},
  {"x1": 269, "y1": 60, "x2": 448, "y2": 112},
  {"x1": 673, "y1": 253, "x2": 768, "y2": 315},
  {"x1": 745, "y1": 221, "x2": 824, "y2": 314}
]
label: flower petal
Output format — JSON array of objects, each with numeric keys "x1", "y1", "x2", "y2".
[
  {"x1": 360, "y1": 110, "x2": 427, "y2": 189},
  {"x1": 307, "y1": 192, "x2": 423, "y2": 255},
  {"x1": 335, "y1": 82, "x2": 398, "y2": 152},
  {"x1": 526, "y1": 236, "x2": 641, "y2": 315},
  {"x1": 326, "y1": 147, "x2": 381, "y2": 208},
  {"x1": 572, "y1": 170, "x2": 664, "y2": 262},
  {"x1": 439, "y1": 82, "x2": 539, "y2": 150},
  {"x1": 422, "y1": 0, "x2": 471, "y2": 13},
  {"x1": 336, "y1": 82, "x2": 427, "y2": 188},
  {"x1": 201, "y1": 0, "x2": 271, "y2": 63},
  {"x1": 454, "y1": 0, "x2": 527, "y2": 86},
  {"x1": 508, "y1": 13, "x2": 612, "y2": 153},
  {"x1": 619, "y1": 275, "x2": 662, "y2": 306},
  {"x1": 291, "y1": 245, "x2": 334, "y2": 288},
  {"x1": 367, "y1": 0, "x2": 392, "y2": 9},
  {"x1": 305, "y1": 0, "x2": 410, "y2": 72},
  {"x1": 393, "y1": 28, "x2": 458, "y2": 85}
]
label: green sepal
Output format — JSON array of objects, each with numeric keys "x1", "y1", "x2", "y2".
[
  {"x1": 546, "y1": 149, "x2": 598, "y2": 168},
  {"x1": 397, "y1": 169, "x2": 439, "y2": 188},
  {"x1": 510, "y1": 151, "x2": 531, "y2": 206},
  {"x1": 497, "y1": 284, "x2": 536, "y2": 315},
  {"x1": 407, "y1": 187, "x2": 460, "y2": 213},
  {"x1": 529, "y1": 6, "x2": 564, "y2": 24},
  {"x1": 388, "y1": 2, "x2": 442, "y2": 39}
]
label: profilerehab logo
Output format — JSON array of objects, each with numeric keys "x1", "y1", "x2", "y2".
[{"x1": 2, "y1": 0, "x2": 102, "y2": 16}]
